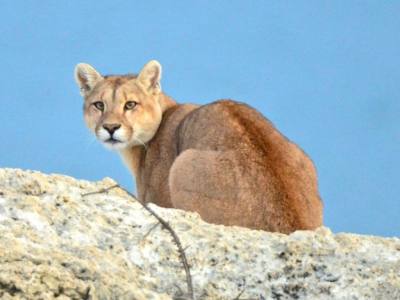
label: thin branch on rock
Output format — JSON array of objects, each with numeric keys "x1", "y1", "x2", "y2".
[
  {"x1": 142, "y1": 222, "x2": 160, "y2": 240},
  {"x1": 82, "y1": 184, "x2": 195, "y2": 300},
  {"x1": 117, "y1": 185, "x2": 195, "y2": 300},
  {"x1": 233, "y1": 278, "x2": 246, "y2": 300},
  {"x1": 233, "y1": 289, "x2": 246, "y2": 300},
  {"x1": 81, "y1": 184, "x2": 120, "y2": 197}
]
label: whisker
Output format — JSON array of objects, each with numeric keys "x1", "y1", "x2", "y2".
[
  {"x1": 134, "y1": 137, "x2": 148, "y2": 150},
  {"x1": 83, "y1": 135, "x2": 97, "y2": 151}
]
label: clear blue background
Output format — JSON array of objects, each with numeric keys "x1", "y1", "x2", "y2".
[{"x1": 0, "y1": 1, "x2": 398, "y2": 237}]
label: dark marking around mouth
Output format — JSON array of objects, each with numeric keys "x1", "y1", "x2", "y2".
[{"x1": 105, "y1": 138, "x2": 122, "y2": 144}]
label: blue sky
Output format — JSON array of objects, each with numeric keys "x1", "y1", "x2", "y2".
[{"x1": 0, "y1": 1, "x2": 399, "y2": 237}]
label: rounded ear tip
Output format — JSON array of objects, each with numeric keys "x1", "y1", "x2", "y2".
[
  {"x1": 147, "y1": 60, "x2": 162, "y2": 68},
  {"x1": 75, "y1": 63, "x2": 91, "y2": 71}
]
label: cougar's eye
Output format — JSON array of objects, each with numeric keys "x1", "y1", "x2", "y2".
[
  {"x1": 124, "y1": 101, "x2": 137, "y2": 110},
  {"x1": 93, "y1": 101, "x2": 105, "y2": 111}
]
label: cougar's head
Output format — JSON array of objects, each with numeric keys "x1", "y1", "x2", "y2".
[{"x1": 74, "y1": 60, "x2": 163, "y2": 150}]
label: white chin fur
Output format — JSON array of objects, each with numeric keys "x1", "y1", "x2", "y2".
[
  {"x1": 95, "y1": 127, "x2": 151, "y2": 150},
  {"x1": 96, "y1": 127, "x2": 130, "y2": 151},
  {"x1": 97, "y1": 127, "x2": 111, "y2": 141}
]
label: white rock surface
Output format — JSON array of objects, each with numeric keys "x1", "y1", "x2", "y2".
[{"x1": 0, "y1": 168, "x2": 399, "y2": 299}]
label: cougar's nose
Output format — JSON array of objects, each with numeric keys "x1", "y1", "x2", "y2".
[{"x1": 103, "y1": 123, "x2": 121, "y2": 135}]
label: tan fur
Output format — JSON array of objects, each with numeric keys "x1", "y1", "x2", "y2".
[{"x1": 75, "y1": 60, "x2": 323, "y2": 233}]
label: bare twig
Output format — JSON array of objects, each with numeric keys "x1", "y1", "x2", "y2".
[
  {"x1": 118, "y1": 186, "x2": 195, "y2": 300},
  {"x1": 142, "y1": 222, "x2": 160, "y2": 240},
  {"x1": 233, "y1": 289, "x2": 245, "y2": 300},
  {"x1": 83, "y1": 184, "x2": 195, "y2": 300},
  {"x1": 81, "y1": 184, "x2": 120, "y2": 197},
  {"x1": 233, "y1": 278, "x2": 246, "y2": 300}
]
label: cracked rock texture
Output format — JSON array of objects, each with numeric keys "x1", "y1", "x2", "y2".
[{"x1": 0, "y1": 168, "x2": 399, "y2": 300}]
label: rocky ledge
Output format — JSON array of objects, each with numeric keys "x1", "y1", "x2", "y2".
[{"x1": 0, "y1": 168, "x2": 399, "y2": 300}]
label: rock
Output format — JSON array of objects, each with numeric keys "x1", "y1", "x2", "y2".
[{"x1": 0, "y1": 168, "x2": 399, "y2": 300}]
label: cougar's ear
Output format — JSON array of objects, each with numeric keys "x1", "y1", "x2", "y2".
[
  {"x1": 74, "y1": 63, "x2": 103, "y2": 97},
  {"x1": 137, "y1": 60, "x2": 162, "y2": 94}
]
